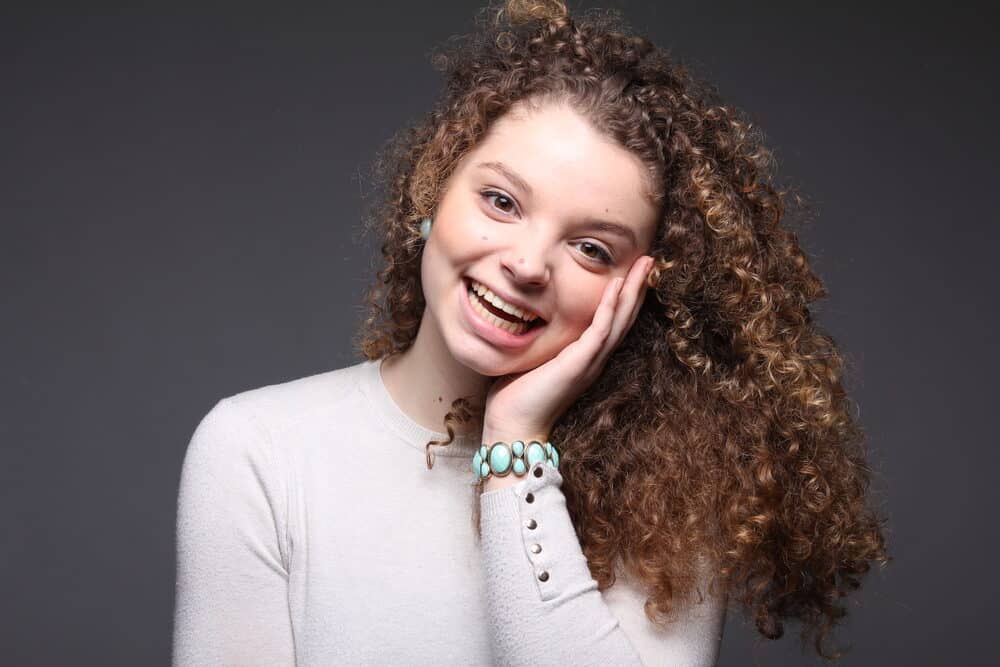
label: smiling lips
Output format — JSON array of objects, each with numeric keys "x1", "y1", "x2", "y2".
[
  {"x1": 467, "y1": 279, "x2": 542, "y2": 323},
  {"x1": 465, "y1": 280, "x2": 542, "y2": 336}
]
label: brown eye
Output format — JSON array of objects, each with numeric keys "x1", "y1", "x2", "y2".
[
  {"x1": 481, "y1": 190, "x2": 518, "y2": 216},
  {"x1": 575, "y1": 241, "x2": 614, "y2": 265}
]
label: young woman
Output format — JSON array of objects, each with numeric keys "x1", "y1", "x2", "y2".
[{"x1": 173, "y1": 1, "x2": 888, "y2": 665}]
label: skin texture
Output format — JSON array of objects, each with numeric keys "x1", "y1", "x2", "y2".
[{"x1": 381, "y1": 100, "x2": 658, "y2": 453}]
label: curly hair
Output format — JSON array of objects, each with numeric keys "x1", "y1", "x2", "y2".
[{"x1": 353, "y1": 0, "x2": 888, "y2": 658}]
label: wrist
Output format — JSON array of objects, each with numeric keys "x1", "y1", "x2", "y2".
[
  {"x1": 481, "y1": 427, "x2": 550, "y2": 445},
  {"x1": 473, "y1": 433, "x2": 561, "y2": 492},
  {"x1": 482, "y1": 414, "x2": 551, "y2": 443},
  {"x1": 482, "y1": 472, "x2": 522, "y2": 492}
]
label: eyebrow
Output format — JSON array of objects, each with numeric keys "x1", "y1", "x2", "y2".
[
  {"x1": 476, "y1": 161, "x2": 533, "y2": 197},
  {"x1": 578, "y1": 218, "x2": 638, "y2": 247},
  {"x1": 475, "y1": 160, "x2": 639, "y2": 247}
]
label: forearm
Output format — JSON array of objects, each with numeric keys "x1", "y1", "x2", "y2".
[{"x1": 478, "y1": 431, "x2": 643, "y2": 666}]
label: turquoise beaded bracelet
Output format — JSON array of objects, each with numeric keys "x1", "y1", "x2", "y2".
[{"x1": 473, "y1": 439, "x2": 560, "y2": 481}]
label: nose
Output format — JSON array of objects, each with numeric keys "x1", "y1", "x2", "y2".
[{"x1": 500, "y1": 235, "x2": 551, "y2": 288}]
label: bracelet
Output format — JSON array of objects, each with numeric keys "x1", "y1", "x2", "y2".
[{"x1": 473, "y1": 439, "x2": 560, "y2": 481}]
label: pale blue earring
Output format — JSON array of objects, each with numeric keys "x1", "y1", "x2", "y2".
[{"x1": 419, "y1": 217, "x2": 433, "y2": 241}]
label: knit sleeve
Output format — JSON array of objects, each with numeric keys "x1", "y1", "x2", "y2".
[
  {"x1": 172, "y1": 398, "x2": 295, "y2": 667},
  {"x1": 478, "y1": 461, "x2": 725, "y2": 667}
]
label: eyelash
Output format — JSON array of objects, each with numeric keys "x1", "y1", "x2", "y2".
[{"x1": 480, "y1": 190, "x2": 615, "y2": 265}]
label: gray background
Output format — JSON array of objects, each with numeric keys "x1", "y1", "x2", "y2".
[{"x1": 2, "y1": 1, "x2": 996, "y2": 665}]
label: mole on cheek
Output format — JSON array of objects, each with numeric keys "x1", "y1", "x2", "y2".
[{"x1": 481, "y1": 236, "x2": 488, "y2": 240}]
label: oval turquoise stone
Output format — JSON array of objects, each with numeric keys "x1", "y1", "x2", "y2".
[
  {"x1": 544, "y1": 441, "x2": 552, "y2": 455},
  {"x1": 551, "y1": 447, "x2": 559, "y2": 468},
  {"x1": 513, "y1": 458, "x2": 527, "y2": 475},
  {"x1": 479, "y1": 445, "x2": 488, "y2": 460},
  {"x1": 489, "y1": 443, "x2": 512, "y2": 474},
  {"x1": 473, "y1": 451, "x2": 482, "y2": 476},
  {"x1": 525, "y1": 441, "x2": 546, "y2": 466},
  {"x1": 480, "y1": 461, "x2": 490, "y2": 478},
  {"x1": 512, "y1": 440, "x2": 525, "y2": 457}
]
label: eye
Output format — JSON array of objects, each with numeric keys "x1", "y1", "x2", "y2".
[
  {"x1": 481, "y1": 190, "x2": 519, "y2": 216},
  {"x1": 574, "y1": 241, "x2": 614, "y2": 265}
]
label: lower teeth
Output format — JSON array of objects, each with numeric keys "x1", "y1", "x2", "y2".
[{"x1": 468, "y1": 289, "x2": 530, "y2": 334}]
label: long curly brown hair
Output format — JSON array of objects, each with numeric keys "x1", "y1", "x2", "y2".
[{"x1": 353, "y1": 0, "x2": 888, "y2": 658}]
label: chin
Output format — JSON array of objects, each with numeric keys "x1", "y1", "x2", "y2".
[
  {"x1": 452, "y1": 348, "x2": 519, "y2": 377},
  {"x1": 452, "y1": 339, "x2": 553, "y2": 378}
]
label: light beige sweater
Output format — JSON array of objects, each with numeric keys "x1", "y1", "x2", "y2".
[{"x1": 172, "y1": 358, "x2": 726, "y2": 665}]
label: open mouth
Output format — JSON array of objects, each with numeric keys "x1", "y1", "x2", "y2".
[{"x1": 464, "y1": 278, "x2": 546, "y2": 336}]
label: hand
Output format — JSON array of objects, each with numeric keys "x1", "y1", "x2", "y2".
[{"x1": 481, "y1": 254, "x2": 655, "y2": 488}]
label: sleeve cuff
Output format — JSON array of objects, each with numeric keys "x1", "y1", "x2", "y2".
[{"x1": 479, "y1": 461, "x2": 595, "y2": 603}]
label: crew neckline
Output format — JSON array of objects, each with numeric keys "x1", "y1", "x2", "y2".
[{"x1": 359, "y1": 357, "x2": 480, "y2": 457}]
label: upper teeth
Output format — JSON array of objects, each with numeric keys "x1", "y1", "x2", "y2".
[{"x1": 470, "y1": 280, "x2": 539, "y2": 322}]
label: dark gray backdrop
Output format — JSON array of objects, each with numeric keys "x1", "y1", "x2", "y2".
[{"x1": 3, "y1": 1, "x2": 996, "y2": 665}]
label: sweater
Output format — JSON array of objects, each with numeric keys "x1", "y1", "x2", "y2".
[{"x1": 172, "y1": 357, "x2": 726, "y2": 666}]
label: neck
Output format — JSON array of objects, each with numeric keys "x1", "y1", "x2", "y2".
[{"x1": 379, "y1": 310, "x2": 492, "y2": 437}]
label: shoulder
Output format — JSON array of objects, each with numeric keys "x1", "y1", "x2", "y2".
[
  {"x1": 221, "y1": 359, "x2": 371, "y2": 431},
  {"x1": 184, "y1": 359, "x2": 375, "y2": 467}
]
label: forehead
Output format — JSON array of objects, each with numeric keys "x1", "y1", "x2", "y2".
[{"x1": 461, "y1": 101, "x2": 657, "y2": 210}]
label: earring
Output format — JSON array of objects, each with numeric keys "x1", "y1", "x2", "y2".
[{"x1": 419, "y1": 217, "x2": 433, "y2": 241}]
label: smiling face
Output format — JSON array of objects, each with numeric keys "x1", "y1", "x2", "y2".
[{"x1": 418, "y1": 98, "x2": 660, "y2": 378}]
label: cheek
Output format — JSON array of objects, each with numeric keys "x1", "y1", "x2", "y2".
[
  {"x1": 551, "y1": 281, "x2": 606, "y2": 338},
  {"x1": 435, "y1": 207, "x2": 491, "y2": 262}
]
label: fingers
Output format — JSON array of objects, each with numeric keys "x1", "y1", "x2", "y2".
[
  {"x1": 604, "y1": 255, "x2": 653, "y2": 354},
  {"x1": 566, "y1": 255, "x2": 652, "y2": 375},
  {"x1": 616, "y1": 256, "x2": 653, "y2": 333},
  {"x1": 593, "y1": 274, "x2": 625, "y2": 340}
]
